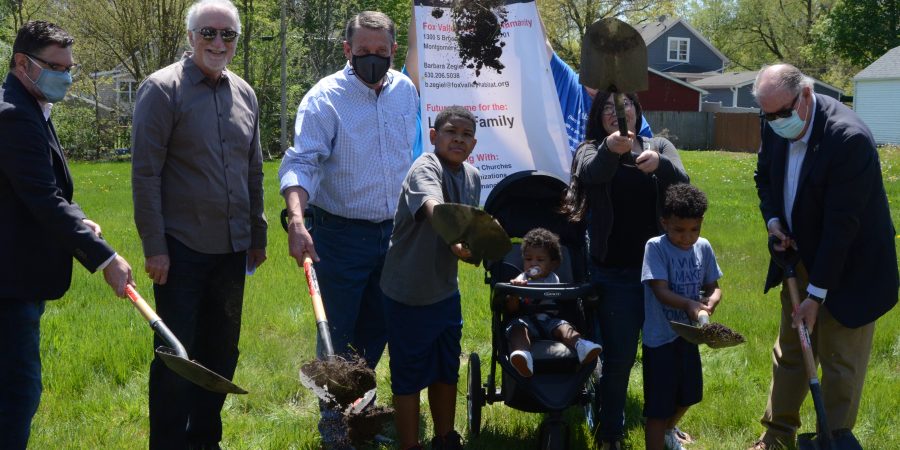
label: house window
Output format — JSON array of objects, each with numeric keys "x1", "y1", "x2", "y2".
[
  {"x1": 117, "y1": 80, "x2": 136, "y2": 104},
  {"x1": 667, "y1": 37, "x2": 690, "y2": 62}
]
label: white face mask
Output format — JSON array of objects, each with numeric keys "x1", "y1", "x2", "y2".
[{"x1": 768, "y1": 110, "x2": 806, "y2": 139}]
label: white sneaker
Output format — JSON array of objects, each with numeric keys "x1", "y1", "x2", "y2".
[
  {"x1": 665, "y1": 428, "x2": 686, "y2": 450},
  {"x1": 575, "y1": 339, "x2": 602, "y2": 365},
  {"x1": 509, "y1": 350, "x2": 533, "y2": 377}
]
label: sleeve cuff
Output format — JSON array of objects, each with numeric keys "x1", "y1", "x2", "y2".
[
  {"x1": 767, "y1": 217, "x2": 781, "y2": 229},
  {"x1": 807, "y1": 284, "x2": 828, "y2": 301},
  {"x1": 96, "y1": 252, "x2": 117, "y2": 271}
]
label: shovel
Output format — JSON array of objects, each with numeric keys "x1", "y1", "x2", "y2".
[
  {"x1": 294, "y1": 253, "x2": 378, "y2": 413},
  {"x1": 580, "y1": 17, "x2": 648, "y2": 138},
  {"x1": 431, "y1": 203, "x2": 512, "y2": 264},
  {"x1": 767, "y1": 236, "x2": 840, "y2": 450},
  {"x1": 124, "y1": 285, "x2": 247, "y2": 394},
  {"x1": 670, "y1": 311, "x2": 745, "y2": 349}
]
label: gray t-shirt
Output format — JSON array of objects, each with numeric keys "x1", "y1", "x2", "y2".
[
  {"x1": 381, "y1": 152, "x2": 481, "y2": 306},
  {"x1": 641, "y1": 235, "x2": 722, "y2": 348}
]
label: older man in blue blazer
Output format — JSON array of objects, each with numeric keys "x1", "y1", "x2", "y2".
[{"x1": 750, "y1": 63, "x2": 898, "y2": 450}]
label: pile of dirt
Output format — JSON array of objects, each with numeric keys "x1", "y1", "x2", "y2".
[
  {"x1": 701, "y1": 323, "x2": 746, "y2": 348},
  {"x1": 300, "y1": 355, "x2": 375, "y2": 406},
  {"x1": 451, "y1": 0, "x2": 508, "y2": 76},
  {"x1": 300, "y1": 355, "x2": 394, "y2": 445},
  {"x1": 347, "y1": 405, "x2": 395, "y2": 444}
]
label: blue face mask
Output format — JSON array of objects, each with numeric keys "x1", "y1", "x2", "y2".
[
  {"x1": 25, "y1": 56, "x2": 73, "y2": 103},
  {"x1": 768, "y1": 109, "x2": 806, "y2": 140}
]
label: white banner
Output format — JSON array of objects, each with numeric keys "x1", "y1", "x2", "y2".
[{"x1": 414, "y1": 0, "x2": 571, "y2": 204}]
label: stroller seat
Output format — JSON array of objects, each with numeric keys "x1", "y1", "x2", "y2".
[{"x1": 531, "y1": 340, "x2": 578, "y2": 373}]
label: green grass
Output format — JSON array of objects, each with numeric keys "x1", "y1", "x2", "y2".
[{"x1": 28, "y1": 148, "x2": 900, "y2": 449}]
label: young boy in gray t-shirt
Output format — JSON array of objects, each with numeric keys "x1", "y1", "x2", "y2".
[
  {"x1": 380, "y1": 106, "x2": 480, "y2": 450},
  {"x1": 641, "y1": 183, "x2": 723, "y2": 450}
]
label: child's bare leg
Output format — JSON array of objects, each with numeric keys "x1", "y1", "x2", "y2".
[
  {"x1": 427, "y1": 381, "x2": 458, "y2": 438},
  {"x1": 645, "y1": 417, "x2": 668, "y2": 450},
  {"x1": 508, "y1": 324, "x2": 531, "y2": 352},
  {"x1": 393, "y1": 392, "x2": 421, "y2": 449},
  {"x1": 553, "y1": 322, "x2": 581, "y2": 348}
]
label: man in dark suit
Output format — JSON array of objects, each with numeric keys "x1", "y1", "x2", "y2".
[
  {"x1": 749, "y1": 63, "x2": 898, "y2": 450},
  {"x1": 0, "y1": 20, "x2": 134, "y2": 449}
]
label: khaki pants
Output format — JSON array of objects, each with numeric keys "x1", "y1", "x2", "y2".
[{"x1": 759, "y1": 265, "x2": 875, "y2": 446}]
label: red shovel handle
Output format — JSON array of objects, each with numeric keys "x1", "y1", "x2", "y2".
[
  {"x1": 302, "y1": 254, "x2": 335, "y2": 357},
  {"x1": 125, "y1": 284, "x2": 161, "y2": 323}
]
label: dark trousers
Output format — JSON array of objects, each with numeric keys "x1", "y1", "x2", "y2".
[
  {"x1": 148, "y1": 236, "x2": 246, "y2": 450},
  {"x1": 0, "y1": 299, "x2": 45, "y2": 450},
  {"x1": 591, "y1": 266, "x2": 644, "y2": 442}
]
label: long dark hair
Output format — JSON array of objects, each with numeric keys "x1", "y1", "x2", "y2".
[{"x1": 560, "y1": 91, "x2": 643, "y2": 222}]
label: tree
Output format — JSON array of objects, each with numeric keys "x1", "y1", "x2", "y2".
[
  {"x1": 59, "y1": 0, "x2": 191, "y2": 83},
  {"x1": 820, "y1": 0, "x2": 899, "y2": 68}
]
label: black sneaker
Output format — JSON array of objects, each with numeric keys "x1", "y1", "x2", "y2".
[{"x1": 431, "y1": 430, "x2": 463, "y2": 450}]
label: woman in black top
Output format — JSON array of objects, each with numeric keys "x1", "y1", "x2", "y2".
[{"x1": 561, "y1": 92, "x2": 689, "y2": 448}]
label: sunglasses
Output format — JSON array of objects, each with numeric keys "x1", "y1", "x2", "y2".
[
  {"x1": 193, "y1": 27, "x2": 239, "y2": 42},
  {"x1": 25, "y1": 53, "x2": 79, "y2": 75},
  {"x1": 759, "y1": 93, "x2": 800, "y2": 121}
]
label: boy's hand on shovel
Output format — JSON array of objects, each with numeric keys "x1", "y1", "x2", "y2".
[
  {"x1": 686, "y1": 301, "x2": 712, "y2": 323},
  {"x1": 792, "y1": 298, "x2": 820, "y2": 333}
]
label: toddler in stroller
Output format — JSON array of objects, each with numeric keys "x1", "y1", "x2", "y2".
[
  {"x1": 506, "y1": 228, "x2": 603, "y2": 378},
  {"x1": 466, "y1": 170, "x2": 604, "y2": 449}
]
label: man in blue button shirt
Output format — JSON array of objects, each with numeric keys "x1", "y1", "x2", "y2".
[{"x1": 279, "y1": 10, "x2": 419, "y2": 447}]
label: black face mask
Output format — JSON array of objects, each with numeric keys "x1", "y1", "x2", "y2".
[{"x1": 351, "y1": 54, "x2": 391, "y2": 85}]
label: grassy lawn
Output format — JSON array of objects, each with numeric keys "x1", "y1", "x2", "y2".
[{"x1": 28, "y1": 148, "x2": 900, "y2": 449}]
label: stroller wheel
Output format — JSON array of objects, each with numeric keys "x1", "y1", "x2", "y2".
[
  {"x1": 467, "y1": 352, "x2": 484, "y2": 437},
  {"x1": 537, "y1": 419, "x2": 569, "y2": 450},
  {"x1": 583, "y1": 359, "x2": 602, "y2": 433}
]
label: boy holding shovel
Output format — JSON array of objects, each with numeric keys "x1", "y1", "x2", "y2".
[
  {"x1": 380, "y1": 106, "x2": 481, "y2": 450},
  {"x1": 641, "y1": 183, "x2": 723, "y2": 450}
]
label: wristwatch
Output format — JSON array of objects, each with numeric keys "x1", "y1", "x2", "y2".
[{"x1": 807, "y1": 293, "x2": 825, "y2": 304}]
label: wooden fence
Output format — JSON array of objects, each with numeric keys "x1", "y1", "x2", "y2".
[{"x1": 644, "y1": 111, "x2": 761, "y2": 152}]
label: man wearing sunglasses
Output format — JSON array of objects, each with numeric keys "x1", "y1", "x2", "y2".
[
  {"x1": 131, "y1": 0, "x2": 267, "y2": 448},
  {"x1": 750, "y1": 63, "x2": 897, "y2": 449},
  {"x1": 0, "y1": 20, "x2": 135, "y2": 449}
]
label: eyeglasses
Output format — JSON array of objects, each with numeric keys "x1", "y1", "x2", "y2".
[
  {"x1": 25, "y1": 53, "x2": 79, "y2": 75},
  {"x1": 193, "y1": 27, "x2": 240, "y2": 42},
  {"x1": 759, "y1": 93, "x2": 800, "y2": 121},
  {"x1": 602, "y1": 99, "x2": 635, "y2": 116}
]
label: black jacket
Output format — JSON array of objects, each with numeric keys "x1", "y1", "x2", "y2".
[
  {"x1": 0, "y1": 73, "x2": 114, "y2": 300},
  {"x1": 755, "y1": 93, "x2": 898, "y2": 328}
]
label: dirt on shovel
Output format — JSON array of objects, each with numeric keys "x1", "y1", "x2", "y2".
[
  {"x1": 700, "y1": 323, "x2": 746, "y2": 348},
  {"x1": 300, "y1": 355, "x2": 394, "y2": 445}
]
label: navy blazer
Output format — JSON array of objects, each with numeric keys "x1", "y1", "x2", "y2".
[
  {"x1": 755, "y1": 93, "x2": 898, "y2": 328},
  {"x1": 0, "y1": 73, "x2": 115, "y2": 300}
]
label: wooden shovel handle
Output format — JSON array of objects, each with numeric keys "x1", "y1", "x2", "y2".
[
  {"x1": 302, "y1": 254, "x2": 327, "y2": 324},
  {"x1": 125, "y1": 285, "x2": 161, "y2": 324},
  {"x1": 697, "y1": 310, "x2": 709, "y2": 326},
  {"x1": 784, "y1": 276, "x2": 819, "y2": 379}
]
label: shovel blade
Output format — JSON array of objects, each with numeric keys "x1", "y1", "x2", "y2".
[
  {"x1": 432, "y1": 204, "x2": 512, "y2": 263},
  {"x1": 156, "y1": 346, "x2": 248, "y2": 394},
  {"x1": 580, "y1": 18, "x2": 648, "y2": 93},
  {"x1": 669, "y1": 321, "x2": 705, "y2": 345}
]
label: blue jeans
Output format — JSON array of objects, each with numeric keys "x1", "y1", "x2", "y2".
[
  {"x1": 311, "y1": 207, "x2": 392, "y2": 368},
  {"x1": 0, "y1": 299, "x2": 45, "y2": 450},
  {"x1": 148, "y1": 236, "x2": 246, "y2": 450},
  {"x1": 591, "y1": 266, "x2": 644, "y2": 442}
]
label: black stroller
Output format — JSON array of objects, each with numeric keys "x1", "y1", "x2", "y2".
[{"x1": 466, "y1": 170, "x2": 602, "y2": 450}]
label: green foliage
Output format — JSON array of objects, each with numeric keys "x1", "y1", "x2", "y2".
[
  {"x1": 24, "y1": 149, "x2": 900, "y2": 448},
  {"x1": 819, "y1": 0, "x2": 899, "y2": 68}
]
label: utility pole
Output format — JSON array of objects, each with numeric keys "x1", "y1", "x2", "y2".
[{"x1": 280, "y1": 0, "x2": 289, "y2": 152}]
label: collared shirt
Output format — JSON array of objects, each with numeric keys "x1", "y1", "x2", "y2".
[
  {"x1": 773, "y1": 93, "x2": 826, "y2": 299},
  {"x1": 132, "y1": 53, "x2": 267, "y2": 256},
  {"x1": 783, "y1": 93, "x2": 817, "y2": 231},
  {"x1": 279, "y1": 64, "x2": 419, "y2": 222}
]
